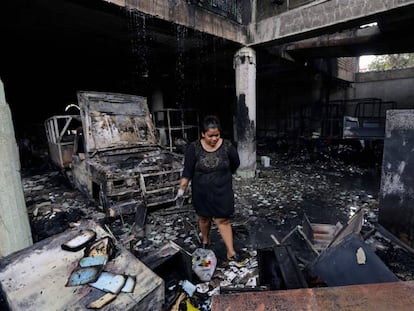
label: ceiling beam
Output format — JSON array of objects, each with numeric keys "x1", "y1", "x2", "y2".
[
  {"x1": 104, "y1": 0, "x2": 247, "y2": 45},
  {"x1": 251, "y1": 0, "x2": 414, "y2": 47}
]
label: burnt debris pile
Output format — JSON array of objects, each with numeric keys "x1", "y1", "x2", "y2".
[
  {"x1": 22, "y1": 171, "x2": 101, "y2": 242},
  {"x1": 10, "y1": 139, "x2": 414, "y2": 310}
]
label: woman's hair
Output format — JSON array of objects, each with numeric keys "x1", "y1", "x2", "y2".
[{"x1": 201, "y1": 115, "x2": 221, "y2": 133}]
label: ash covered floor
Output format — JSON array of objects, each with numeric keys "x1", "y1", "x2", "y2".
[{"x1": 7, "y1": 141, "x2": 414, "y2": 309}]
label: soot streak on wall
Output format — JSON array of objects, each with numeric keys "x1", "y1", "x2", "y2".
[{"x1": 237, "y1": 93, "x2": 255, "y2": 144}]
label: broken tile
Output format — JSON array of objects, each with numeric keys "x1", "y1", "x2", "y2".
[
  {"x1": 89, "y1": 272, "x2": 126, "y2": 294},
  {"x1": 79, "y1": 255, "x2": 108, "y2": 268},
  {"x1": 87, "y1": 293, "x2": 117, "y2": 309},
  {"x1": 61, "y1": 229, "x2": 96, "y2": 252},
  {"x1": 121, "y1": 275, "x2": 136, "y2": 293},
  {"x1": 66, "y1": 266, "x2": 103, "y2": 287}
]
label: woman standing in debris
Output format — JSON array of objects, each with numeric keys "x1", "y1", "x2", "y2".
[{"x1": 176, "y1": 115, "x2": 242, "y2": 262}]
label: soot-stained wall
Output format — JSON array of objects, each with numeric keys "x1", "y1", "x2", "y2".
[{"x1": 379, "y1": 110, "x2": 414, "y2": 246}]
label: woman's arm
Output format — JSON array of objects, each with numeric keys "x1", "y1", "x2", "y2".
[
  {"x1": 179, "y1": 177, "x2": 190, "y2": 192},
  {"x1": 180, "y1": 143, "x2": 196, "y2": 192}
]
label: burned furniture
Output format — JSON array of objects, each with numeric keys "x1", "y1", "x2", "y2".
[
  {"x1": 153, "y1": 108, "x2": 199, "y2": 153},
  {"x1": 299, "y1": 209, "x2": 398, "y2": 286},
  {"x1": 300, "y1": 209, "x2": 364, "y2": 253},
  {"x1": 319, "y1": 98, "x2": 396, "y2": 140},
  {"x1": 257, "y1": 244, "x2": 308, "y2": 290},
  {"x1": 310, "y1": 233, "x2": 399, "y2": 287},
  {"x1": 140, "y1": 241, "x2": 192, "y2": 310},
  {"x1": 0, "y1": 220, "x2": 164, "y2": 310},
  {"x1": 264, "y1": 208, "x2": 399, "y2": 289},
  {"x1": 342, "y1": 99, "x2": 396, "y2": 140}
]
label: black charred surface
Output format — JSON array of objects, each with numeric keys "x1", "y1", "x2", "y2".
[
  {"x1": 30, "y1": 209, "x2": 85, "y2": 242},
  {"x1": 376, "y1": 243, "x2": 414, "y2": 281},
  {"x1": 0, "y1": 0, "x2": 239, "y2": 141},
  {"x1": 23, "y1": 170, "x2": 99, "y2": 243},
  {"x1": 379, "y1": 126, "x2": 414, "y2": 246},
  {"x1": 379, "y1": 196, "x2": 414, "y2": 246},
  {"x1": 239, "y1": 55, "x2": 247, "y2": 65},
  {"x1": 0, "y1": 288, "x2": 8, "y2": 311},
  {"x1": 236, "y1": 93, "x2": 256, "y2": 144}
]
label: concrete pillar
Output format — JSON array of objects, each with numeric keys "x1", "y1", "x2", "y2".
[
  {"x1": 379, "y1": 110, "x2": 414, "y2": 247},
  {"x1": 0, "y1": 79, "x2": 33, "y2": 257},
  {"x1": 234, "y1": 47, "x2": 256, "y2": 178}
]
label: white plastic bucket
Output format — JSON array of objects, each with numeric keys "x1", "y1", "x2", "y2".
[{"x1": 261, "y1": 156, "x2": 270, "y2": 167}]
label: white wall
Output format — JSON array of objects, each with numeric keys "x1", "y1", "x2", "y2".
[{"x1": 354, "y1": 68, "x2": 414, "y2": 108}]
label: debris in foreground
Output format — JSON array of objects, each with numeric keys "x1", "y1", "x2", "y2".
[
  {"x1": 0, "y1": 220, "x2": 163, "y2": 310},
  {"x1": 61, "y1": 229, "x2": 96, "y2": 252},
  {"x1": 210, "y1": 280, "x2": 414, "y2": 311}
]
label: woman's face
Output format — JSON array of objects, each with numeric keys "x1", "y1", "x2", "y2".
[{"x1": 202, "y1": 127, "x2": 220, "y2": 147}]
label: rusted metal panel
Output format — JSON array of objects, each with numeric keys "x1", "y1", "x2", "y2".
[{"x1": 211, "y1": 281, "x2": 414, "y2": 311}]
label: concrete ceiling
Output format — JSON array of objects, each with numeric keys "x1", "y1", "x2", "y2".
[
  {"x1": 282, "y1": 8, "x2": 414, "y2": 59},
  {"x1": 1, "y1": 0, "x2": 414, "y2": 135}
]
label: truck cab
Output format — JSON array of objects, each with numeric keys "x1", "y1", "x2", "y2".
[{"x1": 67, "y1": 91, "x2": 185, "y2": 227}]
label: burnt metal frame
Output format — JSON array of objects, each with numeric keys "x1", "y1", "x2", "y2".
[
  {"x1": 153, "y1": 108, "x2": 199, "y2": 152},
  {"x1": 44, "y1": 115, "x2": 82, "y2": 169},
  {"x1": 320, "y1": 98, "x2": 397, "y2": 139}
]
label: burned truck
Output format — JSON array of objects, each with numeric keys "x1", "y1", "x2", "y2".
[{"x1": 46, "y1": 91, "x2": 185, "y2": 227}]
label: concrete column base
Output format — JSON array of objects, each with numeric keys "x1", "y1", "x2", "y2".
[{"x1": 236, "y1": 169, "x2": 256, "y2": 179}]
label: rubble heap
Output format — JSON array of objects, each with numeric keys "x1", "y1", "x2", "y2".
[{"x1": 12, "y1": 144, "x2": 414, "y2": 310}]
